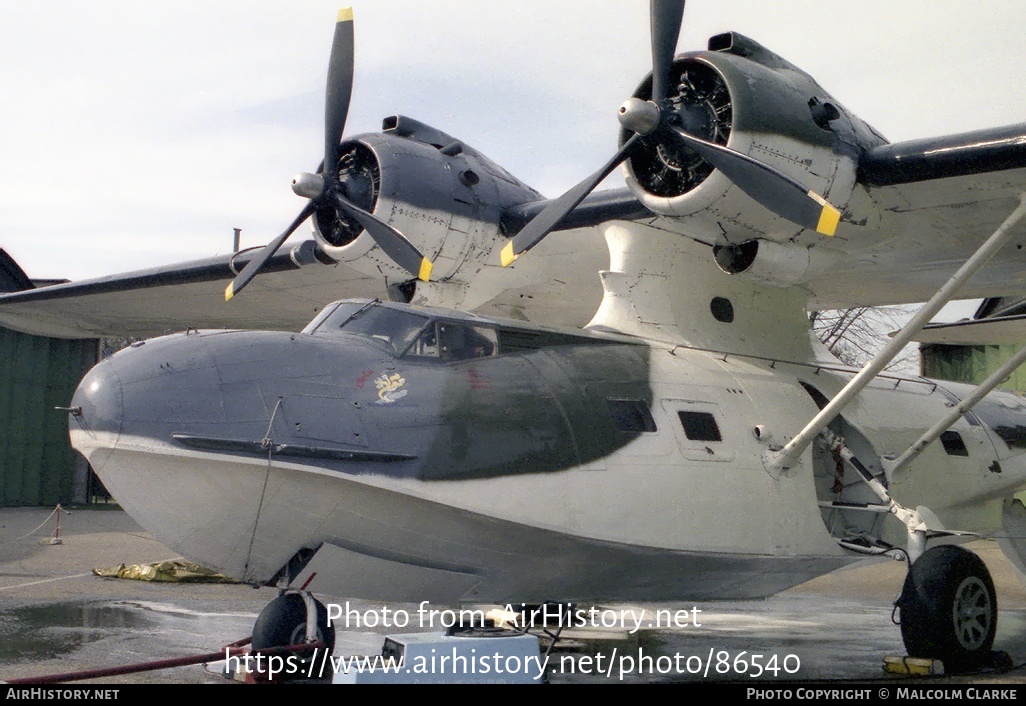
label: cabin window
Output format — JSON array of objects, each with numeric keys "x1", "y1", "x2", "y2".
[
  {"x1": 607, "y1": 399, "x2": 657, "y2": 433},
  {"x1": 406, "y1": 322, "x2": 498, "y2": 361},
  {"x1": 939, "y1": 430, "x2": 969, "y2": 457},
  {"x1": 678, "y1": 411, "x2": 722, "y2": 442}
]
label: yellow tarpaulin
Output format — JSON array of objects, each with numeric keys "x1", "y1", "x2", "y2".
[{"x1": 93, "y1": 560, "x2": 240, "y2": 583}]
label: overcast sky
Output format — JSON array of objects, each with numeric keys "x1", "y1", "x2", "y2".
[{"x1": 2, "y1": 1, "x2": 1025, "y2": 320}]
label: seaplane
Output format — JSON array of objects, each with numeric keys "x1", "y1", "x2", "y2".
[{"x1": 2, "y1": 0, "x2": 1026, "y2": 677}]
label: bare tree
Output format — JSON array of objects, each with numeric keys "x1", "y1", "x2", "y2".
[
  {"x1": 101, "y1": 337, "x2": 137, "y2": 359},
  {"x1": 811, "y1": 305, "x2": 919, "y2": 374}
]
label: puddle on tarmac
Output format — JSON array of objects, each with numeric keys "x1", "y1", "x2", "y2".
[
  {"x1": 0, "y1": 601, "x2": 172, "y2": 662},
  {"x1": 995, "y1": 609, "x2": 1026, "y2": 652}
]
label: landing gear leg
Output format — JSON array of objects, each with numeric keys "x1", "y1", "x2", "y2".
[
  {"x1": 897, "y1": 545, "x2": 997, "y2": 674},
  {"x1": 251, "y1": 591, "x2": 336, "y2": 680}
]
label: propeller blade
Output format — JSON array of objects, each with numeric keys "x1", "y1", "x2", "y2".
[
  {"x1": 324, "y1": 8, "x2": 355, "y2": 176},
  {"x1": 502, "y1": 135, "x2": 641, "y2": 267},
  {"x1": 334, "y1": 194, "x2": 433, "y2": 281},
  {"x1": 669, "y1": 127, "x2": 841, "y2": 235},
  {"x1": 225, "y1": 202, "x2": 317, "y2": 301},
  {"x1": 651, "y1": 0, "x2": 685, "y2": 102}
]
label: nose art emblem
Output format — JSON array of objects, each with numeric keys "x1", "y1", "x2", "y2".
[{"x1": 374, "y1": 373, "x2": 408, "y2": 404}]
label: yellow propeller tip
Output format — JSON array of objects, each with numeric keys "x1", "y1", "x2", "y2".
[
  {"x1": 500, "y1": 242, "x2": 518, "y2": 267},
  {"x1": 807, "y1": 191, "x2": 840, "y2": 236},
  {"x1": 224, "y1": 285, "x2": 235, "y2": 302},
  {"x1": 817, "y1": 204, "x2": 841, "y2": 236},
  {"x1": 418, "y1": 258, "x2": 433, "y2": 282},
  {"x1": 337, "y1": 7, "x2": 353, "y2": 22}
]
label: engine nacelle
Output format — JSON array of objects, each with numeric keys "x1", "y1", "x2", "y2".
[
  {"x1": 713, "y1": 238, "x2": 840, "y2": 288},
  {"x1": 312, "y1": 116, "x2": 541, "y2": 290},
  {"x1": 621, "y1": 33, "x2": 887, "y2": 246}
]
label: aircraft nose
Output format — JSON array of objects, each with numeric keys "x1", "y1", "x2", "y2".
[{"x1": 69, "y1": 357, "x2": 124, "y2": 447}]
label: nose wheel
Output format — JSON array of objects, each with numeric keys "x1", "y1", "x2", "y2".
[
  {"x1": 251, "y1": 591, "x2": 336, "y2": 680},
  {"x1": 897, "y1": 545, "x2": 997, "y2": 674}
]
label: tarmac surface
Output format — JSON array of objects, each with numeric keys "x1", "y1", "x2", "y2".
[{"x1": 0, "y1": 504, "x2": 1024, "y2": 686}]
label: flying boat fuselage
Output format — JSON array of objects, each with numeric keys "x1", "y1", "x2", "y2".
[{"x1": 69, "y1": 299, "x2": 1026, "y2": 603}]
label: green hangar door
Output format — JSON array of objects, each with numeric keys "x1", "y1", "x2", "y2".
[{"x1": 0, "y1": 250, "x2": 99, "y2": 506}]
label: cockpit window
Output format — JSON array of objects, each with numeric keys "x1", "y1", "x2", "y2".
[
  {"x1": 406, "y1": 322, "x2": 498, "y2": 362},
  {"x1": 305, "y1": 300, "x2": 630, "y2": 360},
  {"x1": 310, "y1": 302, "x2": 429, "y2": 355},
  {"x1": 301, "y1": 301, "x2": 362, "y2": 334},
  {"x1": 407, "y1": 323, "x2": 440, "y2": 358}
]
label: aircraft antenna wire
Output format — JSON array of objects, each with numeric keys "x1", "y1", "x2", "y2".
[{"x1": 244, "y1": 399, "x2": 284, "y2": 576}]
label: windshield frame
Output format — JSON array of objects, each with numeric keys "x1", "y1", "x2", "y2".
[{"x1": 307, "y1": 300, "x2": 433, "y2": 356}]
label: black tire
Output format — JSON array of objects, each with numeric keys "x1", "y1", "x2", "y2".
[
  {"x1": 898, "y1": 545, "x2": 997, "y2": 674},
  {"x1": 251, "y1": 593, "x2": 335, "y2": 680}
]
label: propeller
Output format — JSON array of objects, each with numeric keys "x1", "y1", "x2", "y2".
[
  {"x1": 500, "y1": 0, "x2": 840, "y2": 267},
  {"x1": 226, "y1": 8, "x2": 432, "y2": 302},
  {"x1": 501, "y1": 136, "x2": 640, "y2": 266},
  {"x1": 664, "y1": 126, "x2": 841, "y2": 236},
  {"x1": 650, "y1": 0, "x2": 686, "y2": 104}
]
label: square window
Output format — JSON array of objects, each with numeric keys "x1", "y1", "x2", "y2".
[
  {"x1": 939, "y1": 430, "x2": 969, "y2": 457},
  {"x1": 678, "y1": 411, "x2": 721, "y2": 442}
]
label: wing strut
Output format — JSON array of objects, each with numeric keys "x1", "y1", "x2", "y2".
[
  {"x1": 763, "y1": 194, "x2": 1026, "y2": 477},
  {"x1": 887, "y1": 344, "x2": 1026, "y2": 474}
]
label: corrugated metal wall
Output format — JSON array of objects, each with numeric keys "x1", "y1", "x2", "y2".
[
  {"x1": 0, "y1": 327, "x2": 98, "y2": 506},
  {"x1": 921, "y1": 343, "x2": 1026, "y2": 393}
]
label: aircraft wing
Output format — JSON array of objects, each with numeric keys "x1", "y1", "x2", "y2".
[
  {"x1": 0, "y1": 243, "x2": 384, "y2": 339},
  {"x1": 7, "y1": 122, "x2": 1026, "y2": 337},
  {"x1": 0, "y1": 189, "x2": 641, "y2": 339},
  {"x1": 801, "y1": 123, "x2": 1026, "y2": 310},
  {"x1": 913, "y1": 315, "x2": 1026, "y2": 345}
]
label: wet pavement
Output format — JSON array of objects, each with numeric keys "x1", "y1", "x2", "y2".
[{"x1": 0, "y1": 505, "x2": 1024, "y2": 685}]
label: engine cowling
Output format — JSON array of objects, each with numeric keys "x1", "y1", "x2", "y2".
[
  {"x1": 621, "y1": 32, "x2": 886, "y2": 246},
  {"x1": 312, "y1": 116, "x2": 542, "y2": 288}
]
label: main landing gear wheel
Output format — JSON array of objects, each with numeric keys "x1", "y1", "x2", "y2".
[
  {"x1": 251, "y1": 592, "x2": 336, "y2": 680},
  {"x1": 897, "y1": 545, "x2": 997, "y2": 674}
]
